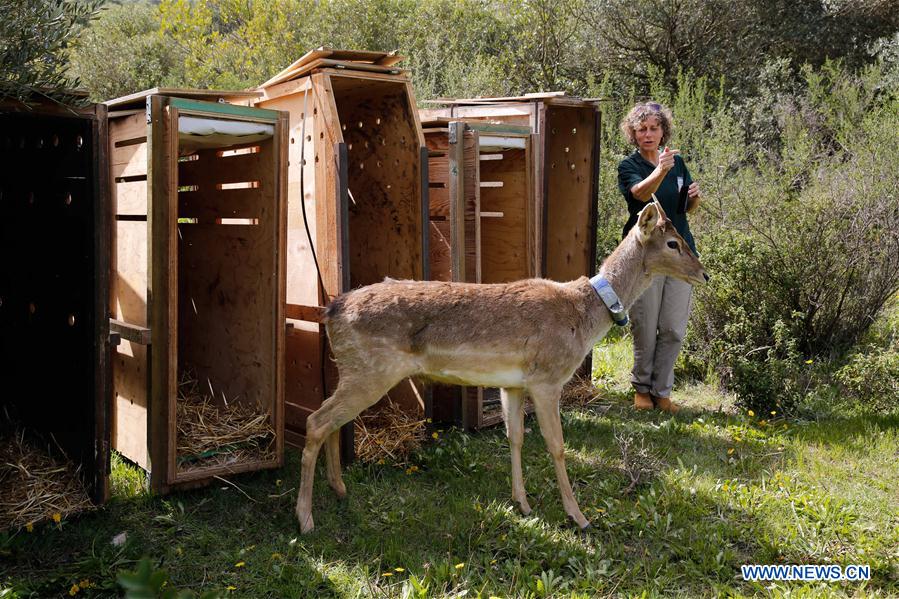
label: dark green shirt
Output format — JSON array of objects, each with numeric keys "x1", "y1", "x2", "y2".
[{"x1": 617, "y1": 151, "x2": 697, "y2": 254}]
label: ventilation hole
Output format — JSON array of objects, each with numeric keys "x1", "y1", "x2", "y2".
[
  {"x1": 306, "y1": 135, "x2": 311, "y2": 142},
  {"x1": 364, "y1": 141, "x2": 369, "y2": 148},
  {"x1": 375, "y1": 117, "x2": 382, "y2": 125},
  {"x1": 359, "y1": 162, "x2": 364, "y2": 170},
  {"x1": 357, "y1": 121, "x2": 363, "y2": 128},
  {"x1": 65, "y1": 193, "x2": 72, "y2": 206},
  {"x1": 551, "y1": 163, "x2": 556, "y2": 169},
  {"x1": 313, "y1": 108, "x2": 317, "y2": 115},
  {"x1": 29, "y1": 302, "x2": 36, "y2": 314},
  {"x1": 52, "y1": 134, "x2": 59, "y2": 147},
  {"x1": 376, "y1": 160, "x2": 382, "y2": 168},
  {"x1": 348, "y1": 143, "x2": 353, "y2": 151},
  {"x1": 570, "y1": 164, "x2": 575, "y2": 170},
  {"x1": 571, "y1": 128, "x2": 577, "y2": 135},
  {"x1": 0, "y1": 297, "x2": 3, "y2": 308},
  {"x1": 290, "y1": 137, "x2": 295, "y2": 144},
  {"x1": 315, "y1": 155, "x2": 319, "y2": 163},
  {"x1": 68, "y1": 314, "x2": 76, "y2": 326},
  {"x1": 36, "y1": 138, "x2": 44, "y2": 149},
  {"x1": 564, "y1": 147, "x2": 570, "y2": 153},
  {"x1": 319, "y1": 132, "x2": 324, "y2": 139},
  {"x1": 75, "y1": 135, "x2": 83, "y2": 149},
  {"x1": 341, "y1": 124, "x2": 346, "y2": 131},
  {"x1": 302, "y1": 159, "x2": 307, "y2": 166},
  {"x1": 19, "y1": 137, "x2": 26, "y2": 149}
]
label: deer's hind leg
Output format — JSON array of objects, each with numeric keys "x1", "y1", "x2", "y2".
[
  {"x1": 530, "y1": 384, "x2": 590, "y2": 530},
  {"x1": 500, "y1": 388, "x2": 531, "y2": 515},
  {"x1": 296, "y1": 367, "x2": 407, "y2": 534}
]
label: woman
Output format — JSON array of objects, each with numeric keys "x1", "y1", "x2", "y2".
[{"x1": 617, "y1": 101, "x2": 701, "y2": 413}]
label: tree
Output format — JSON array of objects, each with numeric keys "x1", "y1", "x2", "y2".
[
  {"x1": 69, "y1": 2, "x2": 186, "y2": 102},
  {"x1": 0, "y1": 0, "x2": 101, "y2": 104}
]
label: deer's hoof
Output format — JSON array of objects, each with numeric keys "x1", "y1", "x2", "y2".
[{"x1": 298, "y1": 511, "x2": 315, "y2": 534}]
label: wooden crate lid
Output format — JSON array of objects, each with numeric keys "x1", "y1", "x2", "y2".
[
  {"x1": 422, "y1": 91, "x2": 598, "y2": 107},
  {"x1": 104, "y1": 88, "x2": 261, "y2": 110},
  {"x1": 259, "y1": 47, "x2": 405, "y2": 88}
]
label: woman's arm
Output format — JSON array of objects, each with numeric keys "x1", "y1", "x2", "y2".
[{"x1": 630, "y1": 147, "x2": 679, "y2": 202}]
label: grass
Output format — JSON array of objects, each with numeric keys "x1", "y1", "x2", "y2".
[{"x1": 2, "y1": 331, "x2": 898, "y2": 597}]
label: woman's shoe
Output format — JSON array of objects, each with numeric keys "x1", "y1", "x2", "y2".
[
  {"x1": 634, "y1": 391, "x2": 654, "y2": 410},
  {"x1": 653, "y1": 395, "x2": 680, "y2": 413}
]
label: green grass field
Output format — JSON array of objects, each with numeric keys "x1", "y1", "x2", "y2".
[{"x1": 2, "y1": 331, "x2": 897, "y2": 598}]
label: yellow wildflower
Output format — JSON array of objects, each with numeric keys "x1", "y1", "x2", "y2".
[
  {"x1": 271, "y1": 552, "x2": 283, "y2": 560},
  {"x1": 394, "y1": 567, "x2": 405, "y2": 572},
  {"x1": 770, "y1": 411, "x2": 777, "y2": 416},
  {"x1": 52, "y1": 513, "x2": 62, "y2": 523},
  {"x1": 805, "y1": 359, "x2": 814, "y2": 364},
  {"x1": 747, "y1": 410, "x2": 755, "y2": 417},
  {"x1": 275, "y1": 479, "x2": 282, "y2": 487},
  {"x1": 432, "y1": 432, "x2": 439, "y2": 439},
  {"x1": 234, "y1": 561, "x2": 245, "y2": 568},
  {"x1": 382, "y1": 572, "x2": 393, "y2": 577},
  {"x1": 68, "y1": 584, "x2": 80, "y2": 596},
  {"x1": 727, "y1": 448, "x2": 735, "y2": 455},
  {"x1": 226, "y1": 586, "x2": 237, "y2": 591},
  {"x1": 25, "y1": 522, "x2": 33, "y2": 533},
  {"x1": 454, "y1": 562, "x2": 465, "y2": 569},
  {"x1": 79, "y1": 580, "x2": 91, "y2": 589}
]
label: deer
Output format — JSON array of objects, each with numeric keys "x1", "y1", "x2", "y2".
[{"x1": 296, "y1": 200, "x2": 708, "y2": 533}]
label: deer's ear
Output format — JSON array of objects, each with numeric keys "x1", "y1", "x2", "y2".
[{"x1": 637, "y1": 202, "x2": 659, "y2": 243}]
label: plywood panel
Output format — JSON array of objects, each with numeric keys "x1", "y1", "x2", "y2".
[
  {"x1": 114, "y1": 180, "x2": 147, "y2": 216},
  {"x1": 480, "y1": 148, "x2": 530, "y2": 283},
  {"x1": 544, "y1": 106, "x2": 597, "y2": 281},
  {"x1": 113, "y1": 220, "x2": 148, "y2": 326},
  {"x1": 177, "y1": 223, "x2": 275, "y2": 409},
  {"x1": 113, "y1": 341, "x2": 149, "y2": 468}
]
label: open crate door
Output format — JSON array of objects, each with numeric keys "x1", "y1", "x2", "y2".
[
  {"x1": 0, "y1": 102, "x2": 110, "y2": 504},
  {"x1": 141, "y1": 96, "x2": 286, "y2": 490}
]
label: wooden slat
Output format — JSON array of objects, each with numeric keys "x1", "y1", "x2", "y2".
[
  {"x1": 285, "y1": 303, "x2": 326, "y2": 323},
  {"x1": 110, "y1": 319, "x2": 152, "y2": 345},
  {"x1": 114, "y1": 179, "x2": 148, "y2": 216},
  {"x1": 178, "y1": 188, "x2": 265, "y2": 220},
  {"x1": 480, "y1": 181, "x2": 503, "y2": 188},
  {"x1": 111, "y1": 142, "x2": 148, "y2": 179},
  {"x1": 178, "y1": 149, "x2": 265, "y2": 187}
]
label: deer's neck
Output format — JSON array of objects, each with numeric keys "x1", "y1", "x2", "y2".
[{"x1": 596, "y1": 232, "x2": 654, "y2": 309}]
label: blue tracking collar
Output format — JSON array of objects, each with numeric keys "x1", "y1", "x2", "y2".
[{"x1": 589, "y1": 275, "x2": 629, "y2": 326}]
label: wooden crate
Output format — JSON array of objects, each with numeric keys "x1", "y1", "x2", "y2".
[
  {"x1": 105, "y1": 89, "x2": 288, "y2": 492},
  {"x1": 253, "y1": 49, "x2": 429, "y2": 459},
  {"x1": 421, "y1": 93, "x2": 600, "y2": 282},
  {"x1": 0, "y1": 96, "x2": 111, "y2": 505},
  {"x1": 423, "y1": 119, "x2": 537, "y2": 429}
]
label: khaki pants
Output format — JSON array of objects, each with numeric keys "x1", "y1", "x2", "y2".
[{"x1": 630, "y1": 275, "x2": 693, "y2": 398}]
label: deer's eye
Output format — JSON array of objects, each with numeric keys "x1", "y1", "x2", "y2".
[{"x1": 667, "y1": 240, "x2": 679, "y2": 249}]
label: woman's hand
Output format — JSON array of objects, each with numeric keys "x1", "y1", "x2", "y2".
[
  {"x1": 657, "y1": 146, "x2": 679, "y2": 173},
  {"x1": 686, "y1": 181, "x2": 701, "y2": 212}
]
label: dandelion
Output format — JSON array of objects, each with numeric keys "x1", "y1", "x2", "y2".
[
  {"x1": 454, "y1": 562, "x2": 465, "y2": 569},
  {"x1": 727, "y1": 448, "x2": 735, "y2": 455},
  {"x1": 394, "y1": 567, "x2": 405, "y2": 572},
  {"x1": 234, "y1": 561, "x2": 245, "y2": 568},
  {"x1": 25, "y1": 522, "x2": 33, "y2": 533},
  {"x1": 79, "y1": 580, "x2": 91, "y2": 589},
  {"x1": 747, "y1": 410, "x2": 755, "y2": 417},
  {"x1": 382, "y1": 572, "x2": 393, "y2": 577},
  {"x1": 432, "y1": 432, "x2": 439, "y2": 439},
  {"x1": 226, "y1": 586, "x2": 237, "y2": 591},
  {"x1": 68, "y1": 583, "x2": 80, "y2": 596},
  {"x1": 52, "y1": 513, "x2": 62, "y2": 523},
  {"x1": 770, "y1": 411, "x2": 777, "y2": 416},
  {"x1": 805, "y1": 359, "x2": 813, "y2": 364},
  {"x1": 490, "y1": 560, "x2": 497, "y2": 565}
]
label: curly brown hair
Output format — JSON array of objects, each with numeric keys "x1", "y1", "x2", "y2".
[{"x1": 619, "y1": 101, "x2": 674, "y2": 147}]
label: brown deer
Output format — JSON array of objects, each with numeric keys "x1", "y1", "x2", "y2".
[{"x1": 296, "y1": 201, "x2": 707, "y2": 533}]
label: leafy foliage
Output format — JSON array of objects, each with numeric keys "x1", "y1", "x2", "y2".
[{"x1": 0, "y1": 0, "x2": 101, "y2": 104}]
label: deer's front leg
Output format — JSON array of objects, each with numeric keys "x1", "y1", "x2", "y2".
[
  {"x1": 500, "y1": 388, "x2": 531, "y2": 515},
  {"x1": 531, "y1": 385, "x2": 590, "y2": 530}
]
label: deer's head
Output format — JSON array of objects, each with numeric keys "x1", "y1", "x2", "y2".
[{"x1": 635, "y1": 200, "x2": 709, "y2": 286}]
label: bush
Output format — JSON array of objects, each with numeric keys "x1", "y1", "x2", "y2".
[{"x1": 680, "y1": 61, "x2": 899, "y2": 413}]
